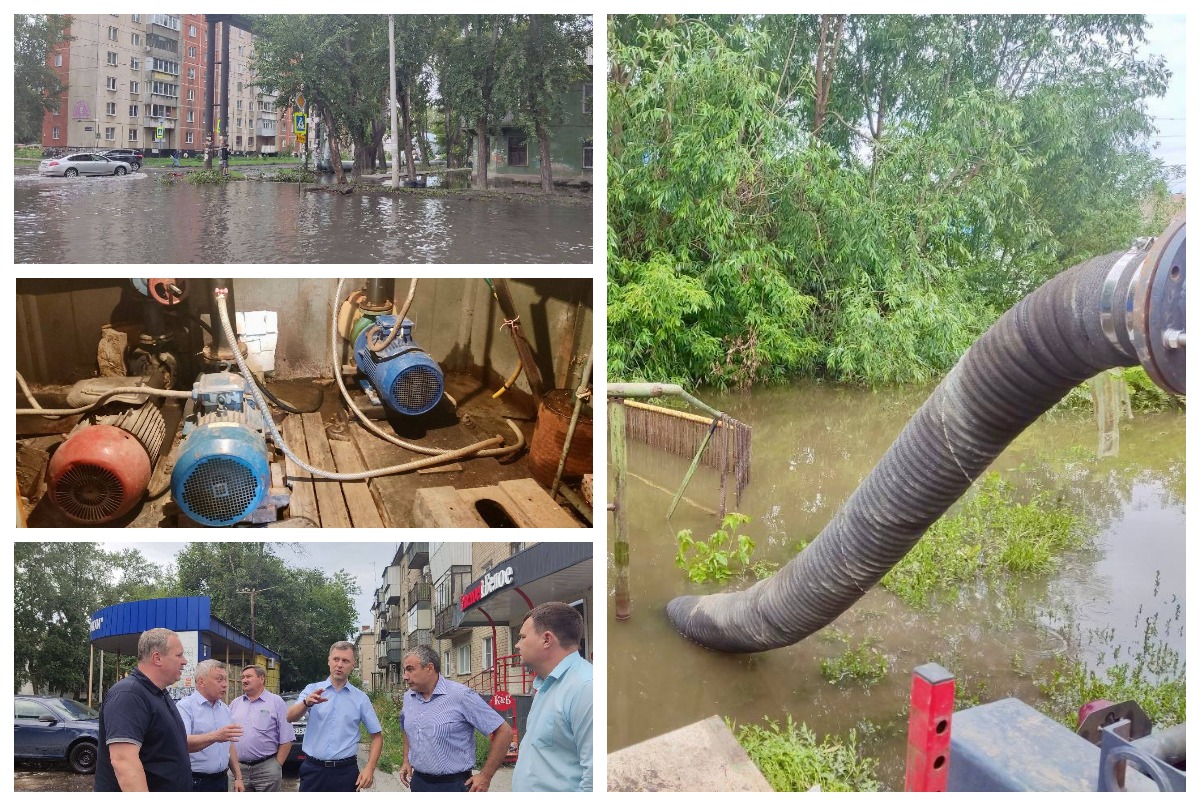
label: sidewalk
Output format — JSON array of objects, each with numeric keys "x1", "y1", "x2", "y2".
[{"x1": 357, "y1": 743, "x2": 513, "y2": 792}]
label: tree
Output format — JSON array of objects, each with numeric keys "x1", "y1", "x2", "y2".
[
  {"x1": 14, "y1": 544, "x2": 164, "y2": 697},
  {"x1": 14, "y1": 15, "x2": 72, "y2": 144},
  {"x1": 168, "y1": 543, "x2": 359, "y2": 689}
]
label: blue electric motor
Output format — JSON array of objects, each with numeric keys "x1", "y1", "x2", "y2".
[
  {"x1": 171, "y1": 373, "x2": 271, "y2": 527},
  {"x1": 353, "y1": 316, "x2": 444, "y2": 416}
]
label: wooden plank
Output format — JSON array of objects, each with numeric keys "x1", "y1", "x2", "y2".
[
  {"x1": 301, "y1": 412, "x2": 351, "y2": 528},
  {"x1": 328, "y1": 437, "x2": 386, "y2": 528},
  {"x1": 413, "y1": 486, "x2": 485, "y2": 528},
  {"x1": 281, "y1": 415, "x2": 319, "y2": 526},
  {"x1": 497, "y1": 478, "x2": 581, "y2": 527}
]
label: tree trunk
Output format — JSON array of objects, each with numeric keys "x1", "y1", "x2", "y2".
[
  {"x1": 401, "y1": 85, "x2": 416, "y2": 180},
  {"x1": 813, "y1": 15, "x2": 845, "y2": 138},
  {"x1": 474, "y1": 115, "x2": 489, "y2": 190},
  {"x1": 325, "y1": 107, "x2": 347, "y2": 186},
  {"x1": 536, "y1": 118, "x2": 553, "y2": 193},
  {"x1": 444, "y1": 100, "x2": 456, "y2": 170}
]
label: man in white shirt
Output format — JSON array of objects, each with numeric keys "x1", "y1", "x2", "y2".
[{"x1": 176, "y1": 659, "x2": 245, "y2": 791}]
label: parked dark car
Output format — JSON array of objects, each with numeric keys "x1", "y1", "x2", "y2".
[
  {"x1": 14, "y1": 696, "x2": 100, "y2": 773},
  {"x1": 280, "y1": 694, "x2": 308, "y2": 767},
  {"x1": 100, "y1": 149, "x2": 143, "y2": 170}
]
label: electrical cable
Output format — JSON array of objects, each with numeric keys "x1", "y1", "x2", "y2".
[
  {"x1": 492, "y1": 363, "x2": 523, "y2": 399},
  {"x1": 365, "y1": 278, "x2": 419, "y2": 353}
]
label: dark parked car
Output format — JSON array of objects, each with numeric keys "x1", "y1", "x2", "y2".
[
  {"x1": 100, "y1": 149, "x2": 143, "y2": 170},
  {"x1": 14, "y1": 696, "x2": 100, "y2": 773},
  {"x1": 281, "y1": 695, "x2": 308, "y2": 767}
]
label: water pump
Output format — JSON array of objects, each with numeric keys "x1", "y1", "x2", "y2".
[
  {"x1": 170, "y1": 372, "x2": 274, "y2": 526},
  {"x1": 353, "y1": 316, "x2": 444, "y2": 416}
]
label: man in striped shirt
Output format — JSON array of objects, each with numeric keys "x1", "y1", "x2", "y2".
[{"x1": 399, "y1": 645, "x2": 514, "y2": 792}]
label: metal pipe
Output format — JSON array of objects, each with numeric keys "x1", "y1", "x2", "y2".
[
  {"x1": 550, "y1": 348, "x2": 593, "y2": 497},
  {"x1": 610, "y1": 400, "x2": 630, "y2": 621},
  {"x1": 1130, "y1": 723, "x2": 1186, "y2": 766},
  {"x1": 364, "y1": 278, "x2": 395, "y2": 310},
  {"x1": 606, "y1": 382, "x2": 726, "y2": 420}
]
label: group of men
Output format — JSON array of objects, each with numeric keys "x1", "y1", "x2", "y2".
[{"x1": 94, "y1": 602, "x2": 592, "y2": 793}]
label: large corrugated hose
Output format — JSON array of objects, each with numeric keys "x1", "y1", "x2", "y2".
[{"x1": 667, "y1": 223, "x2": 1185, "y2": 653}]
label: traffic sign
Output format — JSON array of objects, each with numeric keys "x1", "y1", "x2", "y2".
[
  {"x1": 156, "y1": 126, "x2": 164, "y2": 141},
  {"x1": 296, "y1": 93, "x2": 306, "y2": 109},
  {"x1": 294, "y1": 113, "x2": 307, "y2": 134}
]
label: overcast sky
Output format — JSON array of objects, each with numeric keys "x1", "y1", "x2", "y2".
[
  {"x1": 1143, "y1": 14, "x2": 1186, "y2": 192},
  {"x1": 101, "y1": 541, "x2": 400, "y2": 635}
]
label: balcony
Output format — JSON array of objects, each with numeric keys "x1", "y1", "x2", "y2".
[
  {"x1": 384, "y1": 634, "x2": 405, "y2": 664},
  {"x1": 409, "y1": 582, "x2": 431, "y2": 607},
  {"x1": 377, "y1": 656, "x2": 389, "y2": 669},
  {"x1": 407, "y1": 629, "x2": 432, "y2": 650},
  {"x1": 434, "y1": 606, "x2": 468, "y2": 637},
  {"x1": 405, "y1": 542, "x2": 429, "y2": 568},
  {"x1": 142, "y1": 117, "x2": 177, "y2": 129}
]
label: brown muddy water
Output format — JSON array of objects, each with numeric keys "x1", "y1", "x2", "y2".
[
  {"x1": 606, "y1": 381, "x2": 1185, "y2": 790},
  {"x1": 14, "y1": 170, "x2": 592, "y2": 264}
]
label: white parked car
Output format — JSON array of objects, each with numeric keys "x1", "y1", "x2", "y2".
[{"x1": 38, "y1": 153, "x2": 130, "y2": 178}]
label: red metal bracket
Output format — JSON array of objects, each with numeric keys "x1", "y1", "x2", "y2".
[{"x1": 904, "y1": 662, "x2": 955, "y2": 791}]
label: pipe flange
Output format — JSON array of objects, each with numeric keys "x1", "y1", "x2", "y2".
[
  {"x1": 1128, "y1": 216, "x2": 1186, "y2": 396},
  {"x1": 358, "y1": 298, "x2": 394, "y2": 313}
]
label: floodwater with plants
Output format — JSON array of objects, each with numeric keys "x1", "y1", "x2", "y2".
[{"x1": 607, "y1": 380, "x2": 1184, "y2": 791}]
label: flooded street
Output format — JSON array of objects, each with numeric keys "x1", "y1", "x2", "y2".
[
  {"x1": 14, "y1": 170, "x2": 592, "y2": 264},
  {"x1": 607, "y1": 382, "x2": 1185, "y2": 789}
]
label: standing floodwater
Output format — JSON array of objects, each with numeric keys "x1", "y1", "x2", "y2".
[
  {"x1": 14, "y1": 171, "x2": 591, "y2": 263},
  {"x1": 607, "y1": 381, "x2": 1184, "y2": 789}
]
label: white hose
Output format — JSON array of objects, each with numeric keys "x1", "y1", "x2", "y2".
[
  {"x1": 331, "y1": 277, "x2": 524, "y2": 459},
  {"x1": 365, "y1": 277, "x2": 419, "y2": 352},
  {"x1": 215, "y1": 290, "x2": 510, "y2": 481},
  {"x1": 16, "y1": 379, "x2": 192, "y2": 417}
]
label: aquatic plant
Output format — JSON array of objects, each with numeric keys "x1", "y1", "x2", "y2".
[
  {"x1": 882, "y1": 472, "x2": 1088, "y2": 608},
  {"x1": 185, "y1": 170, "x2": 232, "y2": 185},
  {"x1": 819, "y1": 641, "x2": 889, "y2": 686},
  {"x1": 675, "y1": 512, "x2": 755, "y2": 583},
  {"x1": 728, "y1": 715, "x2": 880, "y2": 792}
]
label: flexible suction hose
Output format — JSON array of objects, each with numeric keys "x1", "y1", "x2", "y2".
[
  {"x1": 16, "y1": 381, "x2": 193, "y2": 417},
  {"x1": 666, "y1": 246, "x2": 1178, "y2": 653},
  {"x1": 365, "y1": 278, "x2": 418, "y2": 352},
  {"x1": 215, "y1": 291, "x2": 508, "y2": 481}
]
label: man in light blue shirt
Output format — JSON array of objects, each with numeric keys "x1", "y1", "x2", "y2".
[
  {"x1": 512, "y1": 602, "x2": 593, "y2": 791},
  {"x1": 286, "y1": 641, "x2": 383, "y2": 792},
  {"x1": 176, "y1": 659, "x2": 245, "y2": 792}
]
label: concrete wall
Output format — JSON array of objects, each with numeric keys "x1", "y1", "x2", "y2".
[{"x1": 15, "y1": 278, "x2": 593, "y2": 401}]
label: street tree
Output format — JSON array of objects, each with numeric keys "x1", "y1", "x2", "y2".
[
  {"x1": 14, "y1": 544, "x2": 164, "y2": 697},
  {"x1": 169, "y1": 542, "x2": 359, "y2": 689},
  {"x1": 14, "y1": 14, "x2": 72, "y2": 144}
]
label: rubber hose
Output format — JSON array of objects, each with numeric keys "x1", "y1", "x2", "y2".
[
  {"x1": 666, "y1": 250, "x2": 1146, "y2": 653},
  {"x1": 16, "y1": 385, "x2": 193, "y2": 417},
  {"x1": 366, "y1": 278, "x2": 419, "y2": 353}
]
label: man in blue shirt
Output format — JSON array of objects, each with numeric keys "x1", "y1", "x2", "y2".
[
  {"x1": 94, "y1": 628, "x2": 191, "y2": 791},
  {"x1": 177, "y1": 659, "x2": 244, "y2": 791},
  {"x1": 286, "y1": 641, "x2": 383, "y2": 791},
  {"x1": 399, "y1": 644, "x2": 513, "y2": 792},
  {"x1": 512, "y1": 602, "x2": 593, "y2": 791}
]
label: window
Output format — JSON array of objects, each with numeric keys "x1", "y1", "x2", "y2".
[
  {"x1": 185, "y1": 131, "x2": 194, "y2": 144},
  {"x1": 508, "y1": 135, "x2": 527, "y2": 166},
  {"x1": 105, "y1": 127, "x2": 115, "y2": 141},
  {"x1": 108, "y1": 26, "x2": 118, "y2": 41},
  {"x1": 238, "y1": 46, "x2": 244, "y2": 56},
  {"x1": 151, "y1": 104, "x2": 173, "y2": 118},
  {"x1": 107, "y1": 52, "x2": 118, "y2": 66},
  {"x1": 151, "y1": 15, "x2": 182, "y2": 32},
  {"x1": 237, "y1": 82, "x2": 243, "y2": 93},
  {"x1": 583, "y1": 139, "x2": 593, "y2": 169},
  {"x1": 187, "y1": 109, "x2": 194, "y2": 123},
  {"x1": 187, "y1": 68, "x2": 195, "y2": 80},
  {"x1": 131, "y1": 57, "x2": 139, "y2": 71},
  {"x1": 130, "y1": 81, "x2": 139, "y2": 94},
  {"x1": 106, "y1": 102, "x2": 116, "y2": 115},
  {"x1": 129, "y1": 105, "x2": 139, "y2": 117},
  {"x1": 482, "y1": 637, "x2": 494, "y2": 671},
  {"x1": 54, "y1": 53, "x2": 62, "y2": 67},
  {"x1": 188, "y1": 46, "x2": 196, "y2": 58},
  {"x1": 187, "y1": 89, "x2": 194, "y2": 101},
  {"x1": 188, "y1": 24, "x2": 196, "y2": 37},
  {"x1": 128, "y1": 129, "x2": 138, "y2": 142},
  {"x1": 236, "y1": 100, "x2": 243, "y2": 111},
  {"x1": 106, "y1": 76, "x2": 117, "y2": 90},
  {"x1": 131, "y1": 14, "x2": 140, "y2": 22},
  {"x1": 582, "y1": 83, "x2": 592, "y2": 114},
  {"x1": 131, "y1": 33, "x2": 141, "y2": 47},
  {"x1": 444, "y1": 650, "x2": 451, "y2": 676},
  {"x1": 52, "y1": 126, "x2": 60, "y2": 140},
  {"x1": 456, "y1": 643, "x2": 471, "y2": 675},
  {"x1": 152, "y1": 59, "x2": 180, "y2": 75},
  {"x1": 51, "y1": 102, "x2": 60, "y2": 116},
  {"x1": 152, "y1": 81, "x2": 178, "y2": 98}
]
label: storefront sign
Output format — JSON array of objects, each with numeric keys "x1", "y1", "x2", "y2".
[{"x1": 460, "y1": 565, "x2": 514, "y2": 609}]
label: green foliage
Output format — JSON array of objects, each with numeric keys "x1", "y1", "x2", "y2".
[
  {"x1": 1039, "y1": 609, "x2": 1185, "y2": 729},
  {"x1": 368, "y1": 690, "x2": 403, "y2": 773},
  {"x1": 264, "y1": 167, "x2": 317, "y2": 183},
  {"x1": 882, "y1": 472, "x2": 1088, "y2": 607},
  {"x1": 819, "y1": 641, "x2": 889, "y2": 686},
  {"x1": 609, "y1": 16, "x2": 1172, "y2": 387},
  {"x1": 675, "y1": 512, "x2": 755, "y2": 583},
  {"x1": 14, "y1": 15, "x2": 72, "y2": 143},
  {"x1": 15, "y1": 544, "x2": 165, "y2": 696},
  {"x1": 16, "y1": 145, "x2": 43, "y2": 159},
  {"x1": 729, "y1": 715, "x2": 880, "y2": 792},
  {"x1": 185, "y1": 170, "x2": 232, "y2": 185},
  {"x1": 1119, "y1": 366, "x2": 1184, "y2": 412}
]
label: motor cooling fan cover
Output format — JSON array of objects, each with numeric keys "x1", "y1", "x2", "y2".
[{"x1": 48, "y1": 424, "x2": 151, "y2": 524}]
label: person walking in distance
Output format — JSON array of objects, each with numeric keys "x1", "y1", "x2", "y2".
[
  {"x1": 229, "y1": 664, "x2": 294, "y2": 791},
  {"x1": 512, "y1": 602, "x2": 593, "y2": 791},
  {"x1": 287, "y1": 641, "x2": 383, "y2": 791},
  {"x1": 94, "y1": 628, "x2": 192, "y2": 792},
  {"x1": 177, "y1": 659, "x2": 244, "y2": 791},
  {"x1": 398, "y1": 644, "x2": 514, "y2": 792}
]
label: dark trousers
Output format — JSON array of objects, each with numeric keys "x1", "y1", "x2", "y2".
[
  {"x1": 299, "y1": 758, "x2": 359, "y2": 792},
  {"x1": 191, "y1": 771, "x2": 229, "y2": 792},
  {"x1": 411, "y1": 769, "x2": 471, "y2": 792}
]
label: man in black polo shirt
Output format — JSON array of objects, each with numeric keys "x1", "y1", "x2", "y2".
[{"x1": 95, "y1": 627, "x2": 192, "y2": 791}]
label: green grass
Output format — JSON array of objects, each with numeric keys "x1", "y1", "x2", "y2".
[
  {"x1": 728, "y1": 715, "x2": 880, "y2": 792},
  {"x1": 882, "y1": 472, "x2": 1088, "y2": 608},
  {"x1": 367, "y1": 690, "x2": 404, "y2": 773},
  {"x1": 16, "y1": 145, "x2": 41, "y2": 159},
  {"x1": 819, "y1": 641, "x2": 889, "y2": 687}
]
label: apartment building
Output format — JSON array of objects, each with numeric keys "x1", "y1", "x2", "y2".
[{"x1": 42, "y1": 14, "x2": 277, "y2": 155}]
